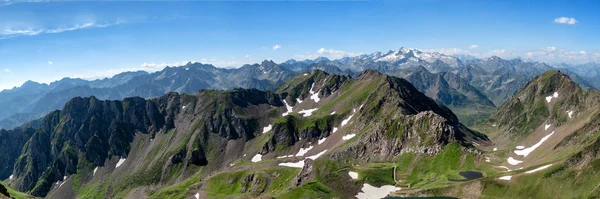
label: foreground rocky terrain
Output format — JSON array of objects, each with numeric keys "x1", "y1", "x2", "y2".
[{"x1": 0, "y1": 70, "x2": 491, "y2": 198}]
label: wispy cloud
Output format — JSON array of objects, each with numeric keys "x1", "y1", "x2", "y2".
[
  {"x1": 554, "y1": 17, "x2": 577, "y2": 25},
  {"x1": 526, "y1": 47, "x2": 599, "y2": 64},
  {"x1": 295, "y1": 48, "x2": 362, "y2": 60},
  {"x1": 468, "y1": 44, "x2": 479, "y2": 49},
  {"x1": 2, "y1": 68, "x2": 10, "y2": 73},
  {"x1": 1, "y1": 20, "x2": 126, "y2": 39},
  {"x1": 48, "y1": 61, "x2": 52, "y2": 65},
  {"x1": 272, "y1": 44, "x2": 281, "y2": 50}
]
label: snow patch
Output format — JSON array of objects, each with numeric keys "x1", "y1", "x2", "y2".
[
  {"x1": 493, "y1": 148, "x2": 498, "y2": 151},
  {"x1": 298, "y1": 108, "x2": 318, "y2": 117},
  {"x1": 276, "y1": 155, "x2": 294, "y2": 159},
  {"x1": 330, "y1": 111, "x2": 336, "y2": 115},
  {"x1": 498, "y1": 176, "x2": 512, "y2": 181},
  {"x1": 93, "y1": 167, "x2": 98, "y2": 176},
  {"x1": 567, "y1": 110, "x2": 574, "y2": 118},
  {"x1": 278, "y1": 160, "x2": 305, "y2": 168},
  {"x1": 229, "y1": 163, "x2": 235, "y2": 167},
  {"x1": 342, "y1": 134, "x2": 356, "y2": 141},
  {"x1": 9, "y1": 175, "x2": 13, "y2": 180},
  {"x1": 307, "y1": 150, "x2": 327, "y2": 160},
  {"x1": 492, "y1": 124, "x2": 497, "y2": 127},
  {"x1": 262, "y1": 124, "x2": 272, "y2": 134},
  {"x1": 514, "y1": 131, "x2": 554, "y2": 157},
  {"x1": 348, "y1": 171, "x2": 359, "y2": 180},
  {"x1": 332, "y1": 127, "x2": 338, "y2": 133},
  {"x1": 251, "y1": 154, "x2": 262, "y2": 162},
  {"x1": 318, "y1": 137, "x2": 327, "y2": 145},
  {"x1": 303, "y1": 73, "x2": 308, "y2": 76},
  {"x1": 116, "y1": 158, "x2": 126, "y2": 168},
  {"x1": 195, "y1": 193, "x2": 200, "y2": 199},
  {"x1": 356, "y1": 183, "x2": 400, "y2": 199},
  {"x1": 507, "y1": 157, "x2": 523, "y2": 165},
  {"x1": 516, "y1": 146, "x2": 525, "y2": 149},
  {"x1": 296, "y1": 98, "x2": 303, "y2": 104},
  {"x1": 545, "y1": 124, "x2": 551, "y2": 131},
  {"x1": 182, "y1": 105, "x2": 186, "y2": 110},
  {"x1": 296, "y1": 146, "x2": 314, "y2": 157},
  {"x1": 282, "y1": 100, "x2": 294, "y2": 116},
  {"x1": 545, "y1": 92, "x2": 559, "y2": 103},
  {"x1": 525, "y1": 164, "x2": 552, "y2": 174},
  {"x1": 309, "y1": 83, "x2": 321, "y2": 103},
  {"x1": 341, "y1": 109, "x2": 357, "y2": 127},
  {"x1": 485, "y1": 157, "x2": 491, "y2": 162},
  {"x1": 498, "y1": 166, "x2": 512, "y2": 171}
]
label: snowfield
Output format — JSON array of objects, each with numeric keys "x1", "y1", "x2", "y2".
[
  {"x1": 318, "y1": 137, "x2": 327, "y2": 145},
  {"x1": 507, "y1": 157, "x2": 523, "y2": 165},
  {"x1": 282, "y1": 100, "x2": 294, "y2": 116},
  {"x1": 309, "y1": 83, "x2": 321, "y2": 103},
  {"x1": 307, "y1": 150, "x2": 327, "y2": 160},
  {"x1": 545, "y1": 92, "x2": 559, "y2": 103},
  {"x1": 514, "y1": 131, "x2": 554, "y2": 157},
  {"x1": 348, "y1": 171, "x2": 359, "y2": 180},
  {"x1": 278, "y1": 160, "x2": 305, "y2": 168},
  {"x1": 262, "y1": 124, "x2": 272, "y2": 134},
  {"x1": 116, "y1": 158, "x2": 126, "y2": 168},
  {"x1": 356, "y1": 183, "x2": 400, "y2": 199},
  {"x1": 298, "y1": 108, "x2": 318, "y2": 117},
  {"x1": 296, "y1": 146, "x2": 314, "y2": 157},
  {"x1": 251, "y1": 154, "x2": 262, "y2": 162},
  {"x1": 342, "y1": 134, "x2": 356, "y2": 140},
  {"x1": 499, "y1": 176, "x2": 512, "y2": 181},
  {"x1": 525, "y1": 164, "x2": 552, "y2": 174}
]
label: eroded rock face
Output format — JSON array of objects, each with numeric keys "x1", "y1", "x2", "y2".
[
  {"x1": 7, "y1": 88, "x2": 283, "y2": 197},
  {"x1": 331, "y1": 111, "x2": 475, "y2": 163},
  {"x1": 295, "y1": 159, "x2": 315, "y2": 187}
]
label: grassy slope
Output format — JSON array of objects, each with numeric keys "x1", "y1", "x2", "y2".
[{"x1": 1, "y1": 182, "x2": 36, "y2": 199}]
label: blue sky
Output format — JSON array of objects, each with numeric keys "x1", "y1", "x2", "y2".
[{"x1": 0, "y1": 0, "x2": 599, "y2": 90}]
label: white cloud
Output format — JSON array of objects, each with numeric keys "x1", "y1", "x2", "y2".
[
  {"x1": 245, "y1": 54, "x2": 251, "y2": 59},
  {"x1": 425, "y1": 48, "x2": 469, "y2": 55},
  {"x1": 295, "y1": 48, "x2": 363, "y2": 60},
  {"x1": 140, "y1": 61, "x2": 192, "y2": 71},
  {"x1": 468, "y1": 45, "x2": 479, "y2": 49},
  {"x1": 525, "y1": 47, "x2": 600, "y2": 64},
  {"x1": 2, "y1": 68, "x2": 10, "y2": 73},
  {"x1": 1, "y1": 20, "x2": 126, "y2": 39},
  {"x1": 554, "y1": 17, "x2": 577, "y2": 25},
  {"x1": 272, "y1": 44, "x2": 281, "y2": 50},
  {"x1": 48, "y1": 61, "x2": 52, "y2": 65}
]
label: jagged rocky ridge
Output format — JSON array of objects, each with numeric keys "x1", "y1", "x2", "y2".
[{"x1": 0, "y1": 70, "x2": 490, "y2": 198}]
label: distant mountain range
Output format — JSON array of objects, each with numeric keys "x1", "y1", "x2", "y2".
[{"x1": 1, "y1": 47, "x2": 598, "y2": 129}]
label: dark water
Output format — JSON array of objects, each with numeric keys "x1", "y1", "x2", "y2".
[{"x1": 448, "y1": 171, "x2": 483, "y2": 182}]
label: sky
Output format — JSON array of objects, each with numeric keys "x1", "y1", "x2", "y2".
[{"x1": 1, "y1": 0, "x2": 599, "y2": 90}]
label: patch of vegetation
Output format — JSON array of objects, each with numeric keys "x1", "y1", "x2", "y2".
[
  {"x1": 149, "y1": 169, "x2": 205, "y2": 199},
  {"x1": 0, "y1": 182, "x2": 35, "y2": 199},
  {"x1": 277, "y1": 181, "x2": 339, "y2": 199},
  {"x1": 204, "y1": 167, "x2": 299, "y2": 198}
]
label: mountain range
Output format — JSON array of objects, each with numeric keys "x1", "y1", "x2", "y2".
[
  {"x1": 2, "y1": 66, "x2": 600, "y2": 198},
  {"x1": 1, "y1": 48, "x2": 597, "y2": 129}
]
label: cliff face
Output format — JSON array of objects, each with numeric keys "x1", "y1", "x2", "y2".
[{"x1": 7, "y1": 88, "x2": 283, "y2": 197}]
